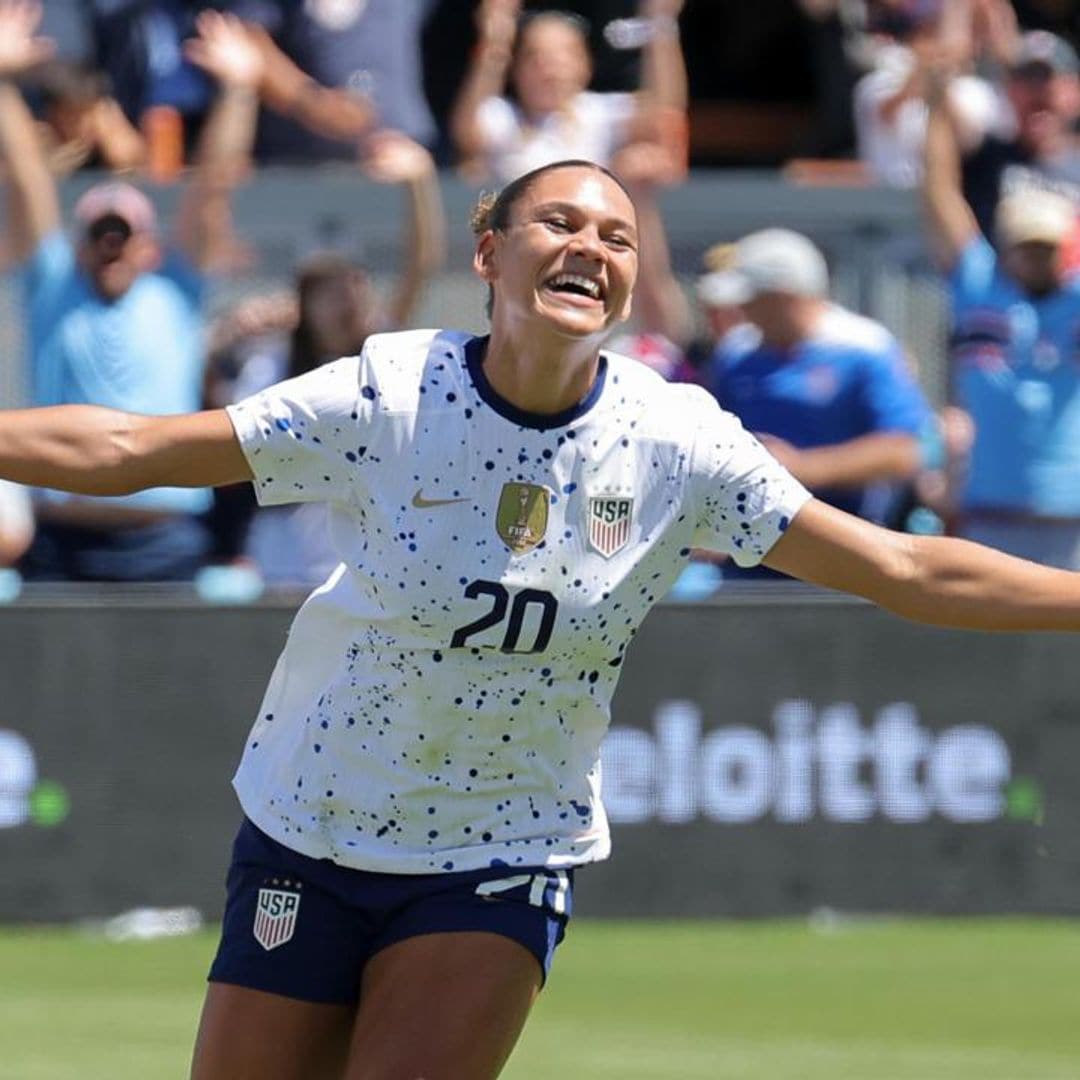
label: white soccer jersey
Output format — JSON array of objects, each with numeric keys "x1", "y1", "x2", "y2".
[{"x1": 226, "y1": 329, "x2": 811, "y2": 873}]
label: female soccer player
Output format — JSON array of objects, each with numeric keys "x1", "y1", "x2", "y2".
[{"x1": 0, "y1": 161, "x2": 1078, "y2": 1080}]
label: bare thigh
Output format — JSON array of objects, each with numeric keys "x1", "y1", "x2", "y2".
[
  {"x1": 344, "y1": 931, "x2": 542, "y2": 1080},
  {"x1": 190, "y1": 981, "x2": 355, "y2": 1080}
]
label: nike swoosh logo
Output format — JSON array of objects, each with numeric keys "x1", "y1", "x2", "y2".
[{"x1": 412, "y1": 489, "x2": 472, "y2": 509}]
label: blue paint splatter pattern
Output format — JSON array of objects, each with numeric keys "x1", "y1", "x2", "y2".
[{"x1": 224, "y1": 329, "x2": 811, "y2": 873}]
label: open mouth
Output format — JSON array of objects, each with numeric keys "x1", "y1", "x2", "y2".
[{"x1": 542, "y1": 272, "x2": 605, "y2": 306}]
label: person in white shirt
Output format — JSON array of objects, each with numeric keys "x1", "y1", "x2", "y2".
[
  {"x1": 854, "y1": 1, "x2": 1005, "y2": 187},
  {"x1": 451, "y1": 0, "x2": 688, "y2": 184},
  {"x1": 1, "y1": 160, "x2": 1079, "y2": 1079}
]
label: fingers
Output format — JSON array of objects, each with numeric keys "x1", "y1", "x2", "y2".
[
  {"x1": 0, "y1": 0, "x2": 56, "y2": 76},
  {"x1": 183, "y1": 11, "x2": 263, "y2": 88}
]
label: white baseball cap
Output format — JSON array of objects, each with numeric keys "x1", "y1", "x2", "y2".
[
  {"x1": 722, "y1": 228, "x2": 830, "y2": 302},
  {"x1": 995, "y1": 189, "x2": 1076, "y2": 248}
]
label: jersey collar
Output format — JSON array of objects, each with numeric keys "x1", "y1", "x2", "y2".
[{"x1": 463, "y1": 334, "x2": 608, "y2": 431}]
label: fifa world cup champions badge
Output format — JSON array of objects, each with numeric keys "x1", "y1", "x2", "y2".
[{"x1": 497, "y1": 483, "x2": 550, "y2": 554}]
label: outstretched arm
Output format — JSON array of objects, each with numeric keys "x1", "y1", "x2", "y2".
[
  {"x1": 248, "y1": 23, "x2": 377, "y2": 143},
  {"x1": 0, "y1": 406, "x2": 251, "y2": 495},
  {"x1": 176, "y1": 11, "x2": 263, "y2": 270},
  {"x1": 923, "y1": 67, "x2": 980, "y2": 272},
  {"x1": 0, "y1": 1, "x2": 59, "y2": 261},
  {"x1": 359, "y1": 131, "x2": 446, "y2": 329},
  {"x1": 761, "y1": 432, "x2": 922, "y2": 490},
  {"x1": 765, "y1": 499, "x2": 1080, "y2": 632},
  {"x1": 450, "y1": 0, "x2": 519, "y2": 163}
]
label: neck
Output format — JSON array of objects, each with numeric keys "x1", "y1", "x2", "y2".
[
  {"x1": 482, "y1": 324, "x2": 602, "y2": 416},
  {"x1": 760, "y1": 299, "x2": 825, "y2": 350}
]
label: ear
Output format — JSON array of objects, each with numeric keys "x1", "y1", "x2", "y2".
[{"x1": 473, "y1": 230, "x2": 498, "y2": 284}]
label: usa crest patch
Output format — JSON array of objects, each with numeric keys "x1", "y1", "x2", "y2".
[
  {"x1": 253, "y1": 887, "x2": 300, "y2": 951},
  {"x1": 587, "y1": 496, "x2": 633, "y2": 558}
]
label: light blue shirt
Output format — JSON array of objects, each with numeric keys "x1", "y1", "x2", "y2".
[
  {"x1": 950, "y1": 237, "x2": 1080, "y2": 516},
  {"x1": 21, "y1": 230, "x2": 210, "y2": 514}
]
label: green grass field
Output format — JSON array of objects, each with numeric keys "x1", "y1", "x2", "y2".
[{"x1": 2, "y1": 919, "x2": 1078, "y2": 1080}]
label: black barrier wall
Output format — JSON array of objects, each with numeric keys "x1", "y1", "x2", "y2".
[{"x1": 1, "y1": 592, "x2": 1077, "y2": 921}]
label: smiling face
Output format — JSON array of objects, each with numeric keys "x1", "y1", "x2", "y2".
[{"x1": 475, "y1": 166, "x2": 638, "y2": 345}]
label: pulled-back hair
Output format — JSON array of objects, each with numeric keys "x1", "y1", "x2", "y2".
[{"x1": 470, "y1": 159, "x2": 634, "y2": 318}]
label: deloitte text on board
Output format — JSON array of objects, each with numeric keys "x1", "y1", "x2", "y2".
[{"x1": 600, "y1": 701, "x2": 1012, "y2": 825}]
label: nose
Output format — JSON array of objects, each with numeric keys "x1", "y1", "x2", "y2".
[
  {"x1": 566, "y1": 224, "x2": 604, "y2": 262},
  {"x1": 95, "y1": 231, "x2": 129, "y2": 260}
]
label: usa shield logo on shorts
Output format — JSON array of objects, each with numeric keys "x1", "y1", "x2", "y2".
[
  {"x1": 253, "y1": 887, "x2": 300, "y2": 951},
  {"x1": 588, "y1": 496, "x2": 633, "y2": 558}
]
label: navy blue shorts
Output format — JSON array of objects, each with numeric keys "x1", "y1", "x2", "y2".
[{"x1": 208, "y1": 819, "x2": 574, "y2": 1004}]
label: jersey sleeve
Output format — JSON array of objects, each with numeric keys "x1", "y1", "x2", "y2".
[
  {"x1": 226, "y1": 354, "x2": 373, "y2": 507},
  {"x1": 859, "y1": 338, "x2": 932, "y2": 435},
  {"x1": 158, "y1": 246, "x2": 205, "y2": 310},
  {"x1": 684, "y1": 387, "x2": 812, "y2": 567},
  {"x1": 19, "y1": 229, "x2": 75, "y2": 307},
  {"x1": 949, "y1": 235, "x2": 998, "y2": 304}
]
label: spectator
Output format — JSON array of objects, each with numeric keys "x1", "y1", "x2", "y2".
[
  {"x1": 88, "y1": 0, "x2": 213, "y2": 150},
  {"x1": 692, "y1": 243, "x2": 753, "y2": 367},
  {"x1": 962, "y1": 22, "x2": 1080, "y2": 236},
  {"x1": 703, "y1": 229, "x2": 931, "y2": 540},
  {"x1": 221, "y1": 0, "x2": 436, "y2": 161},
  {"x1": 207, "y1": 129, "x2": 446, "y2": 584},
  {"x1": 0, "y1": 5, "x2": 260, "y2": 581},
  {"x1": 31, "y1": 59, "x2": 146, "y2": 174},
  {"x1": 853, "y1": 0, "x2": 1004, "y2": 187},
  {"x1": 451, "y1": 0, "x2": 687, "y2": 184},
  {"x1": 923, "y1": 68, "x2": 1080, "y2": 569}
]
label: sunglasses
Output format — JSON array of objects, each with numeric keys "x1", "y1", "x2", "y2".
[{"x1": 1011, "y1": 62, "x2": 1058, "y2": 82}]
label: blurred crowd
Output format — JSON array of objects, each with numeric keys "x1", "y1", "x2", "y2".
[{"x1": 0, "y1": 0, "x2": 1077, "y2": 587}]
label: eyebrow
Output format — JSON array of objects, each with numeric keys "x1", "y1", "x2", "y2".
[{"x1": 527, "y1": 200, "x2": 638, "y2": 237}]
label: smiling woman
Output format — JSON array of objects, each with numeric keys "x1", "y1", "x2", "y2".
[
  {"x1": 0, "y1": 159, "x2": 1079, "y2": 1080},
  {"x1": 471, "y1": 161, "x2": 638, "y2": 417}
]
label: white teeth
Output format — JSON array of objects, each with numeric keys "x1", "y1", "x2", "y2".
[{"x1": 548, "y1": 273, "x2": 602, "y2": 298}]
